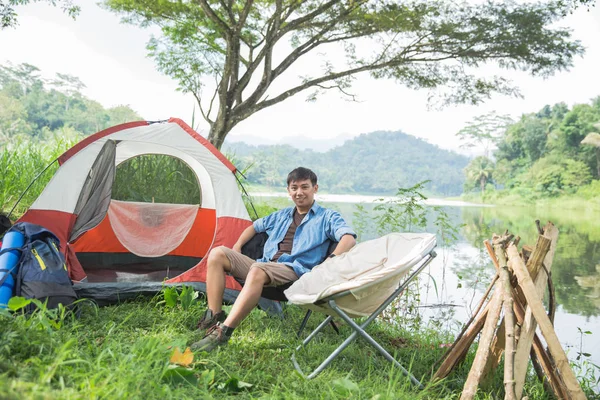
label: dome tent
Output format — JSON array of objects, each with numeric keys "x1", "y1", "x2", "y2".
[{"x1": 17, "y1": 119, "x2": 276, "y2": 310}]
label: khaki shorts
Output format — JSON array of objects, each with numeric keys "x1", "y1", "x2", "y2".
[{"x1": 219, "y1": 246, "x2": 299, "y2": 287}]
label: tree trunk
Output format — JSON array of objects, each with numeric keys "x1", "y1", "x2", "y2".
[
  {"x1": 208, "y1": 120, "x2": 228, "y2": 150},
  {"x1": 480, "y1": 176, "x2": 486, "y2": 195}
]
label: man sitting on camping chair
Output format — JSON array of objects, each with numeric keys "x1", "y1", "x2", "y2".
[{"x1": 191, "y1": 167, "x2": 356, "y2": 352}]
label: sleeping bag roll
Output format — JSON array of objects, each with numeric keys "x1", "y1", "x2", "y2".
[{"x1": 0, "y1": 230, "x2": 25, "y2": 308}]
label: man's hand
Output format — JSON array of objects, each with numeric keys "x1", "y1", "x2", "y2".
[{"x1": 232, "y1": 243, "x2": 242, "y2": 253}]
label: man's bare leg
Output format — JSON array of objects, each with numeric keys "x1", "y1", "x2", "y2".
[
  {"x1": 223, "y1": 267, "x2": 269, "y2": 328},
  {"x1": 205, "y1": 247, "x2": 232, "y2": 313}
]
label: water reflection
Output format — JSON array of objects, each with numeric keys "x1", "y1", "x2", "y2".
[{"x1": 461, "y1": 206, "x2": 600, "y2": 318}]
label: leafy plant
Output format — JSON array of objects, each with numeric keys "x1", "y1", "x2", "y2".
[
  {"x1": 373, "y1": 181, "x2": 429, "y2": 235},
  {"x1": 179, "y1": 286, "x2": 199, "y2": 311},
  {"x1": 7, "y1": 296, "x2": 80, "y2": 332},
  {"x1": 160, "y1": 285, "x2": 199, "y2": 311}
]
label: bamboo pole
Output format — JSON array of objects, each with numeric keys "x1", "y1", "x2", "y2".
[
  {"x1": 487, "y1": 236, "x2": 568, "y2": 399},
  {"x1": 507, "y1": 243, "x2": 586, "y2": 400},
  {"x1": 493, "y1": 237, "x2": 516, "y2": 400},
  {"x1": 480, "y1": 240, "x2": 506, "y2": 388},
  {"x1": 513, "y1": 291, "x2": 570, "y2": 400},
  {"x1": 433, "y1": 275, "x2": 498, "y2": 380},
  {"x1": 481, "y1": 320, "x2": 505, "y2": 388},
  {"x1": 514, "y1": 223, "x2": 557, "y2": 399},
  {"x1": 460, "y1": 284, "x2": 504, "y2": 400}
]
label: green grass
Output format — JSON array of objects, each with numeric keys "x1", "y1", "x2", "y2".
[{"x1": 2, "y1": 293, "x2": 592, "y2": 400}]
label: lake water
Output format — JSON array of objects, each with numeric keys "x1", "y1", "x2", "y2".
[{"x1": 252, "y1": 192, "x2": 600, "y2": 377}]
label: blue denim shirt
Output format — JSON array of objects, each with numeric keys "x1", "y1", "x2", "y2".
[{"x1": 252, "y1": 202, "x2": 356, "y2": 277}]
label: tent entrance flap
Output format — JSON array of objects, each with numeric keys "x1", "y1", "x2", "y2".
[
  {"x1": 70, "y1": 139, "x2": 117, "y2": 242},
  {"x1": 108, "y1": 200, "x2": 198, "y2": 257}
]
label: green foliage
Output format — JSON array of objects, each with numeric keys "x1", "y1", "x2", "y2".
[
  {"x1": 160, "y1": 286, "x2": 200, "y2": 311},
  {"x1": 352, "y1": 181, "x2": 462, "y2": 331},
  {"x1": 112, "y1": 154, "x2": 201, "y2": 205},
  {"x1": 225, "y1": 130, "x2": 470, "y2": 196},
  {"x1": 463, "y1": 156, "x2": 494, "y2": 195},
  {"x1": 6, "y1": 296, "x2": 84, "y2": 332},
  {"x1": 524, "y1": 155, "x2": 592, "y2": 196},
  {"x1": 373, "y1": 182, "x2": 429, "y2": 235},
  {"x1": 576, "y1": 179, "x2": 600, "y2": 199},
  {"x1": 456, "y1": 111, "x2": 513, "y2": 157},
  {"x1": 352, "y1": 181, "x2": 461, "y2": 247},
  {"x1": 0, "y1": 62, "x2": 142, "y2": 141},
  {"x1": 0, "y1": 296, "x2": 465, "y2": 399},
  {"x1": 1, "y1": 1, "x2": 80, "y2": 29},
  {"x1": 6, "y1": 294, "x2": 587, "y2": 399},
  {"x1": 461, "y1": 97, "x2": 600, "y2": 203},
  {"x1": 105, "y1": 0, "x2": 583, "y2": 147}
]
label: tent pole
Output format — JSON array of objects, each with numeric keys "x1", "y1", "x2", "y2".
[
  {"x1": 235, "y1": 172, "x2": 259, "y2": 220},
  {"x1": 7, "y1": 158, "x2": 58, "y2": 220}
]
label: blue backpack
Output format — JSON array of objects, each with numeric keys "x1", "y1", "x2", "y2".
[{"x1": 0, "y1": 222, "x2": 77, "y2": 311}]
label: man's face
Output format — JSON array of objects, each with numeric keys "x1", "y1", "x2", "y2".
[{"x1": 287, "y1": 179, "x2": 318, "y2": 209}]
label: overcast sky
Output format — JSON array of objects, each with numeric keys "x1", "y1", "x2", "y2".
[{"x1": 1, "y1": 2, "x2": 599, "y2": 153}]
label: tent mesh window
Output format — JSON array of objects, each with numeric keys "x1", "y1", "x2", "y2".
[
  {"x1": 81, "y1": 154, "x2": 203, "y2": 282},
  {"x1": 112, "y1": 154, "x2": 201, "y2": 205}
]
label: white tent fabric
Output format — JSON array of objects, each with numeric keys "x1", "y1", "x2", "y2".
[
  {"x1": 108, "y1": 200, "x2": 198, "y2": 257},
  {"x1": 285, "y1": 233, "x2": 437, "y2": 317},
  {"x1": 29, "y1": 122, "x2": 248, "y2": 220}
]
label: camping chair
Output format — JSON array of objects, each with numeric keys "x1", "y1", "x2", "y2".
[
  {"x1": 285, "y1": 233, "x2": 437, "y2": 386},
  {"x1": 236, "y1": 232, "x2": 339, "y2": 337}
]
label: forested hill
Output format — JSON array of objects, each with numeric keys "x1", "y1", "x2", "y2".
[{"x1": 224, "y1": 131, "x2": 469, "y2": 196}]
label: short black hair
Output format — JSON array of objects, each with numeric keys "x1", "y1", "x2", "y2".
[{"x1": 287, "y1": 167, "x2": 317, "y2": 186}]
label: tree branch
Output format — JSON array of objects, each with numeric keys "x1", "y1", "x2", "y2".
[
  {"x1": 195, "y1": 0, "x2": 232, "y2": 35},
  {"x1": 235, "y1": 0, "x2": 364, "y2": 113},
  {"x1": 315, "y1": 82, "x2": 358, "y2": 101},
  {"x1": 218, "y1": 0, "x2": 236, "y2": 23},
  {"x1": 232, "y1": 0, "x2": 283, "y2": 106},
  {"x1": 195, "y1": 92, "x2": 212, "y2": 124},
  {"x1": 279, "y1": 0, "x2": 341, "y2": 37},
  {"x1": 236, "y1": 0, "x2": 254, "y2": 31},
  {"x1": 207, "y1": 77, "x2": 219, "y2": 122},
  {"x1": 246, "y1": 53, "x2": 469, "y2": 117}
]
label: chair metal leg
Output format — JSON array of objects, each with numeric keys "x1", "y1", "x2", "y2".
[
  {"x1": 329, "y1": 300, "x2": 423, "y2": 389},
  {"x1": 297, "y1": 308, "x2": 340, "y2": 339},
  {"x1": 291, "y1": 252, "x2": 436, "y2": 386},
  {"x1": 297, "y1": 309, "x2": 313, "y2": 338},
  {"x1": 328, "y1": 319, "x2": 340, "y2": 335}
]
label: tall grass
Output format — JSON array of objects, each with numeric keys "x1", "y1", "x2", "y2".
[{"x1": 0, "y1": 129, "x2": 82, "y2": 217}]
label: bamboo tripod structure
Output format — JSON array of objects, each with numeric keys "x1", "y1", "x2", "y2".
[{"x1": 433, "y1": 222, "x2": 586, "y2": 400}]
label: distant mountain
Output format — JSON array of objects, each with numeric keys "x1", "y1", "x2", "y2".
[
  {"x1": 223, "y1": 130, "x2": 469, "y2": 196},
  {"x1": 226, "y1": 133, "x2": 354, "y2": 152}
]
